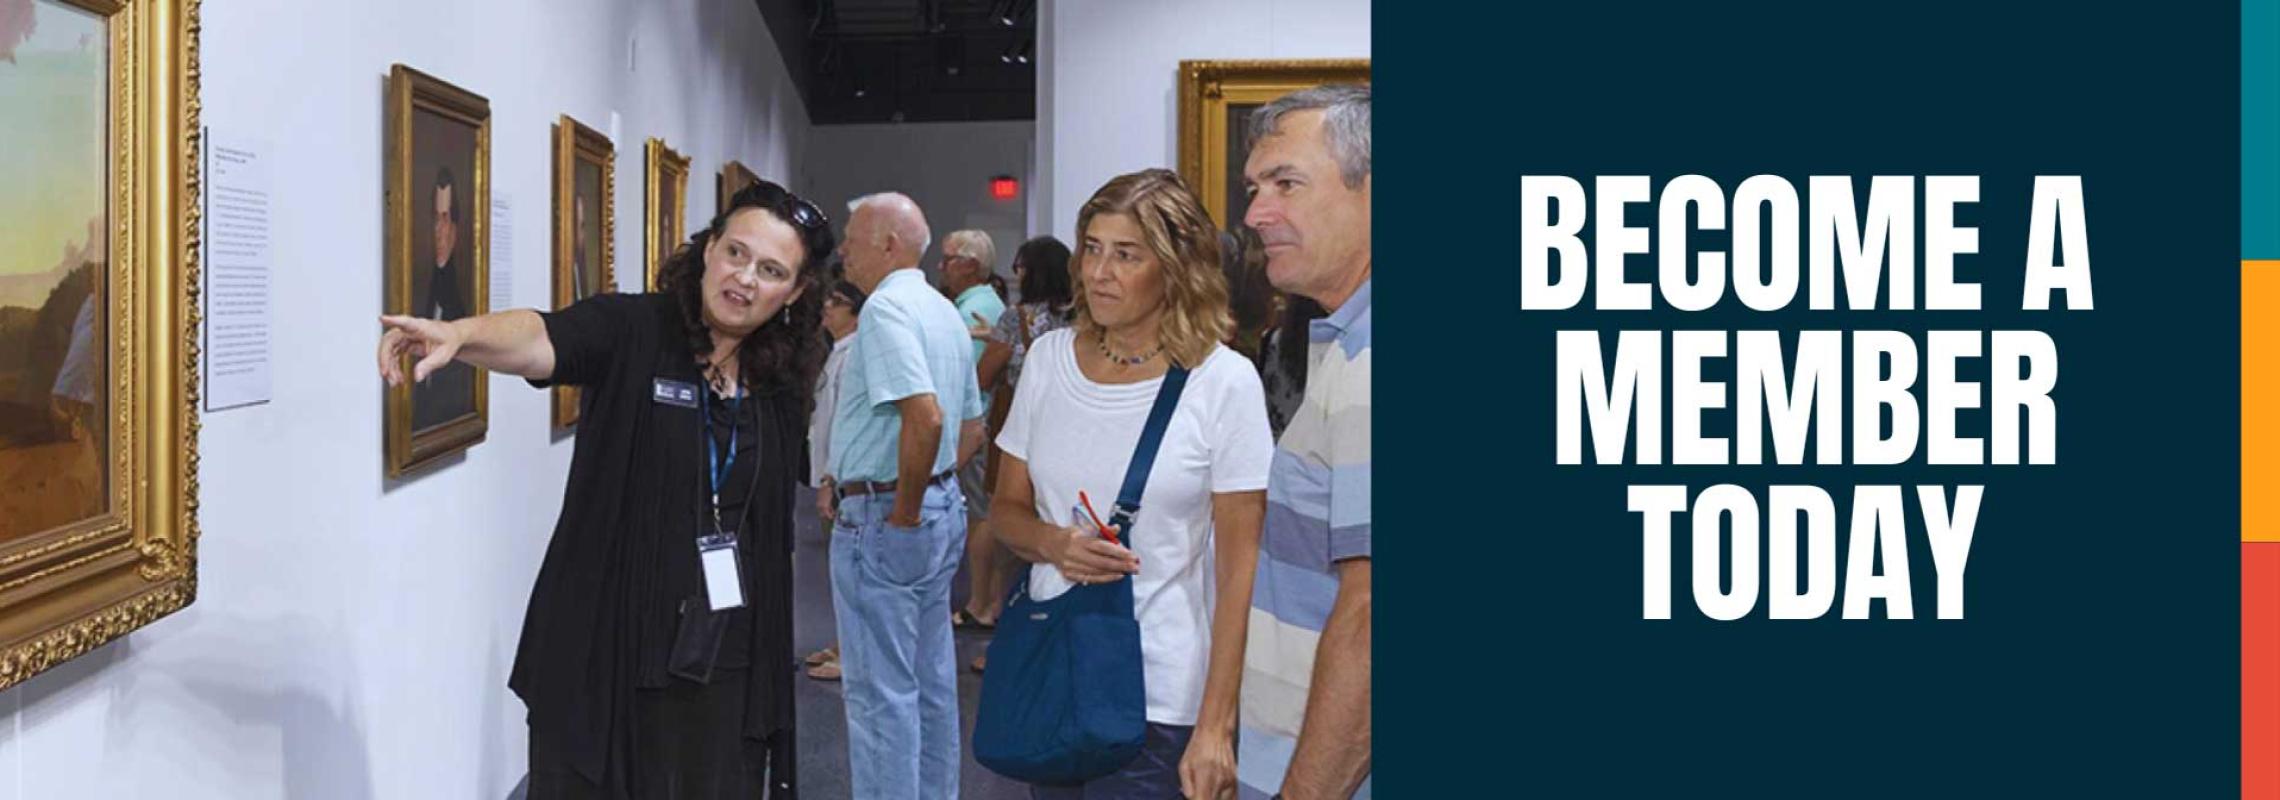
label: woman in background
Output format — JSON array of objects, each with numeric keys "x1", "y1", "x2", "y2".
[
  {"x1": 805, "y1": 278, "x2": 866, "y2": 682},
  {"x1": 953, "y1": 237, "x2": 1076, "y2": 638},
  {"x1": 958, "y1": 236, "x2": 1077, "y2": 669}
]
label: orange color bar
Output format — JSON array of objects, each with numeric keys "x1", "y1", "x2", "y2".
[{"x1": 2246, "y1": 262, "x2": 2280, "y2": 542}]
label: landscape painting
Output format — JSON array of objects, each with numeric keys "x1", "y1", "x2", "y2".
[{"x1": 0, "y1": 0, "x2": 111, "y2": 545}]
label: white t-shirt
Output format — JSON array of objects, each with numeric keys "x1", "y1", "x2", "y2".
[{"x1": 995, "y1": 329, "x2": 1275, "y2": 725}]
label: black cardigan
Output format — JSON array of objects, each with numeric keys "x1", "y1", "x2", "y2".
[{"x1": 510, "y1": 292, "x2": 799, "y2": 793}]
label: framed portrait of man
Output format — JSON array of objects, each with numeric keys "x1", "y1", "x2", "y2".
[
  {"x1": 552, "y1": 116, "x2": 614, "y2": 429},
  {"x1": 0, "y1": 0, "x2": 201, "y2": 690},
  {"x1": 384, "y1": 64, "x2": 490, "y2": 476},
  {"x1": 645, "y1": 138, "x2": 690, "y2": 292},
  {"x1": 717, "y1": 159, "x2": 759, "y2": 217},
  {"x1": 1177, "y1": 59, "x2": 1371, "y2": 232}
]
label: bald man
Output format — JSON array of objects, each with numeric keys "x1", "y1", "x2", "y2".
[{"x1": 825, "y1": 192, "x2": 987, "y2": 800}]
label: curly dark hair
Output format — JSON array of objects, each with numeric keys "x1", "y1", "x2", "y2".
[{"x1": 657, "y1": 179, "x2": 837, "y2": 417}]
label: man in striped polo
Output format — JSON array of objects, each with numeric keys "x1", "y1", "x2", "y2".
[{"x1": 1237, "y1": 84, "x2": 1374, "y2": 800}]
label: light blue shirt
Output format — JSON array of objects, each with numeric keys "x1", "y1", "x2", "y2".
[
  {"x1": 953, "y1": 283, "x2": 1006, "y2": 407},
  {"x1": 829, "y1": 269, "x2": 986, "y2": 483}
]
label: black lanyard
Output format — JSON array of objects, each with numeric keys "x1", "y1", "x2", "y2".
[{"x1": 702, "y1": 384, "x2": 741, "y2": 537}]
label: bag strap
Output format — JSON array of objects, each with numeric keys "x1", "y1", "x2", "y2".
[
  {"x1": 1003, "y1": 363, "x2": 1190, "y2": 610},
  {"x1": 1104, "y1": 365, "x2": 1190, "y2": 545}
]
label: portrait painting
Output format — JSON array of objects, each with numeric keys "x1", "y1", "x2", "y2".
[
  {"x1": 1177, "y1": 59, "x2": 1371, "y2": 232},
  {"x1": 717, "y1": 159, "x2": 758, "y2": 220},
  {"x1": 646, "y1": 138, "x2": 689, "y2": 291},
  {"x1": 553, "y1": 115, "x2": 614, "y2": 428},
  {"x1": 0, "y1": 0, "x2": 201, "y2": 690},
  {"x1": 385, "y1": 64, "x2": 489, "y2": 476}
]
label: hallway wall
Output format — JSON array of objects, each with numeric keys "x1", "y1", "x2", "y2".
[
  {"x1": 807, "y1": 121, "x2": 1036, "y2": 278},
  {"x1": 1035, "y1": 0, "x2": 1372, "y2": 239}
]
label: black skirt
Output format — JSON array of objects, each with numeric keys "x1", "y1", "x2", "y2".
[{"x1": 526, "y1": 666, "x2": 798, "y2": 799}]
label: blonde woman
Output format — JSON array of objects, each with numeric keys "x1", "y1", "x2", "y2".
[{"x1": 992, "y1": 169, "x2": 1273, "y2": 799}]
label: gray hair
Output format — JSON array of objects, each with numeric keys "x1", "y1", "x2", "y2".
[
  {"x1": 942, "y1": 229, "x2": 997, "y2": 272},
  {"x1": 847, "y1": 192, "x2": 932, "y2": 257},
  {"x1": 1246, "y1": 83, "x2": 1371, "y2": 189}
]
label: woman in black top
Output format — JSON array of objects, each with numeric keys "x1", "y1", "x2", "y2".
[{"x1": 377, "y1": 180, "x2": 834, "y2": 798}]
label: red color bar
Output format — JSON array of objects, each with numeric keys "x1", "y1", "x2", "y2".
[{"x1": 2248, "y1": 543, "x2": 2279, "y2": 796}]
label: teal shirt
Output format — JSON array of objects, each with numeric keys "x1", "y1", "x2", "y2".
[
  {"x1": 953, "y1": 283, "x2": 1007, "y2": 407},
  {"x1": 829, "y1": 269, "x2": 987, "y2": 483}
]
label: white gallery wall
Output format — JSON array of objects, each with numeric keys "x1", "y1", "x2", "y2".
[
  {"x1": 806, "y1": 121, "x2": 1036, "y2": 278},
  {"x1": 0, "y1": 0, "x2": 807, "y2": 797},
  {"x1": 1036, "y1": 0, "x2": 1372, "y2": 239}
]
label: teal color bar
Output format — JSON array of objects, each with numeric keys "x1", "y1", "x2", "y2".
[{"x1": 2251, "y1": 0, "x2": 2278, "y2": 256}]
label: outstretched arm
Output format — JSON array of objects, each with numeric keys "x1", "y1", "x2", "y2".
[{"x1": 377, "y1": 309, "x2": 556, "y2": 385}]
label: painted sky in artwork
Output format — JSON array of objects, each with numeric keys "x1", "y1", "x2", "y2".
[{"x1": 0, "y1": 0, "x2": 104, "y2": 290}]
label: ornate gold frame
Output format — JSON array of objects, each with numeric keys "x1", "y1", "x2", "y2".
[
  {"x1": 551, "y1": 116, "x2": 615, "y2": 429},
  {"x1": 383, "y1": 64, "x2": 490, "y2": 476},
  {"x1": 717, "y1": 160, "x2": 759, "y2": 216},
  {"x1": 645, "y1": 139, "x2": 690, "y2": 292},
  {"x1": 0, "y1": 0, "x2": 202, "y2": 691},
  {"x1": 1176, "y1": 59, "x2": 1371, "y2": 229}
]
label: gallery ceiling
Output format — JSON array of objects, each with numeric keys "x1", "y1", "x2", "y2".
[{"x1": 754, "y1": 0, "x2": 1038, "y2": 125}]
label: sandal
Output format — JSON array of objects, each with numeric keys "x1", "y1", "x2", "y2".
[
  {"x1": 952, "y1": 609, "x2": 996, "y2": 630},
  {"x1": 970, "y1": 654, "x2": 987, "y2": 673},
  {"x1": 804, "y1": 645, "x2": 838, "y2": 667},
  {"x1": 806, "y1": 658, "x2": 842, "y2": 681}
]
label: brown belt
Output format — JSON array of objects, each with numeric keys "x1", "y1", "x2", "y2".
[{"x1": 833, "y1": 469, "x2": 955, "y2": 500}]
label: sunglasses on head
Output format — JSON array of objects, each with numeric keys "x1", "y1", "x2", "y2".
[
  {"x1": 786, "y1": 197, "x2": 828, "y2": 231},
  {"x1": 746, "y1": 181, "x2": 830, "y2": 232}
]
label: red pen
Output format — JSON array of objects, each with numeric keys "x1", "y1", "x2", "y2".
[{"x1": 1078, "y1": 490, "x2": 1118, "y2": 545}]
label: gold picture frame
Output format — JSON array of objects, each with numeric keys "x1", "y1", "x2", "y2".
[
  {"x1": 645, "y1": 139, "x2": 690, "y2": 292},
  {"x1": 384, "y1": 64, "x2": 490, "y2": 477},
  {"x1": 1177, "y1": 59, "x2": 1371, "y2": 231},
  {"x1": 552, "y1": 116, "x2": 614, "y2": 429},
  {"x1": 0, "y1": 0, "x2": 201, "y2": 690},
  {"x1": 717, "y1": 160, "x2": 759, "y2": 216}
]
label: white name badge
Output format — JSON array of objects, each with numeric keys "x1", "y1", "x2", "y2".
[{"x1": 698, "y1": 539, "x2": 745, "y2": 611}]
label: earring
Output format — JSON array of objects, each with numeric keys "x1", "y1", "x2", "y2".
[{"x1": 780, "y1": 306, "x2": 790, "y2": 325}]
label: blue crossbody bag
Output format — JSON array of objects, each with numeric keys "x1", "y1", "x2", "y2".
[{"x1": 972, "y1": 365, "x2": 1190, "y2": 784}]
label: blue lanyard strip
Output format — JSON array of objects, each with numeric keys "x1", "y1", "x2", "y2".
[{"x1": 703, "y1": 385, "x2": 740, "y2": 522}]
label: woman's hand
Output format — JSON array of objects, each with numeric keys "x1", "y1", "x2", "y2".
[
  {"x1": 377, "y1": 315, "x2": 465, "y2": 386},
  {"x1": 969, "y1": 312, "x2": 993, "y2": 340},
  {"x1": 1178, "y1": 726, "x2": 1238, "y2": 800},
  {"x1": 1047, "y1": 525, "x2": 1139, "y2": 584}
]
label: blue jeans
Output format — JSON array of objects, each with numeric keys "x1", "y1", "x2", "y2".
[{"x1": 831, "y1": 480, "x2": 968, "y2": 800}]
